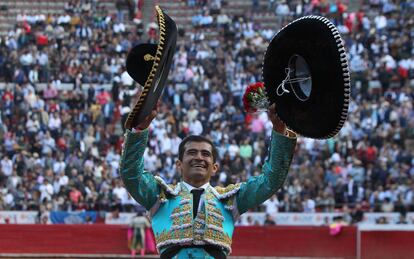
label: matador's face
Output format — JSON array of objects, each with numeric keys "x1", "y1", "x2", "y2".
[{"x1": 176, "y1": 141, "x2": 219, "y2": 187}]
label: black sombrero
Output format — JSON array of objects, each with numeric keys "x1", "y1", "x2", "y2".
[
  {"x1": 124, "y1": 6, "x2": 177, "y2": 129},
  {"x1": 262, "y1": 16, "x2": 350, "y2": 139}
]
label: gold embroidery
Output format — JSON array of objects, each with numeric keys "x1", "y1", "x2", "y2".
[
  {"x1": 205, "y1": 192, "x2": 215, "y2": 200},
  {"x1": 225, "y1": 197, "x2": 235, "y2": 209},
  {"x1": 159, "y1": 189, "x2": 166, "y2": 202},
  {"x1": 214, "y1": 183, "x2": 242, "y2": 195},
  {"x1": 194, "y1": 234, "x2": 203, "y2": 241},
  {"x1": 144, "y1": 54, "x2": 155, "y2": 61},
  {"x1": 172, "y1": 214, "x2": 191, "y2": 225},
  {"x1": 206, "y1": 215, "x2": 222, "y2": 227},
  {"x1": 168, "y1": 184, "x2": 177, "y2": 192},
  {"x1": 207, "y1": 205, "x2": 222, "y2": 216},
  {"x1": 204, "y1": 229, "x2": 232, "y2": 250},
  {"x1": 155, "y1": 188, "x2": 233, "y2": 253},
  {"x1": 170, "y1": 203, "x2": 191, "y2": 216},
  {"x1": 156, "y1": 228, "x2": 190, "y2": 244}
]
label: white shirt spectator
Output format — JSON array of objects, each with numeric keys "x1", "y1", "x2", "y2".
[
  {"x1": 8, "y1": 172, "x2": 21, "y2": 189},
  {"x1": 58, "y1": 172, "x2": 69, "y2": 187},
  {"x1": 36, "y1": 14, "x2": 46, "y2": 23},
  {"x1": 261, "y1": 28, "x2": 274, "y2": 40},
  {"x1": 349, "y1": 42, "x2": 364, "y2": 58},
  {"x1": 381, "y1": 54, "x2": 397, "y2": 69},
  {"x1": 76, "y1": 26, "x2": 92, "y2": 39},
  {"x1": 20, "y1": 52, "x2": 33, "y2": 66},
  {"x1": 48, "y1": 114, "x2": 62, "y2": 130},
  {"x1": 54, "y1": 25, "x2": 65, "y2": 40},
  {"x1": 110, "y1": 160, "x2": 119, "y2": 177},
  {"x1": 217, "y1": 14, "x2": 230, "y2": 25},
  {"x1": 189, "y1": 119, "x2": 203, "y2": 135},
  {"x1": 144, "y1": 150, "x2": 158, "y2": 172},
  {"x1": 210, "y1": 91, "x2": 223, "y2": 109},
  {"x1": 170, "y1": 136, "x2": 181, "y2": 155},
  {"x1": 41, "y1": 135, "x2": 56, "y2": 155},
  {"x1": 1, "y1": 157, "x2": 13, "y2": 177},
  {"x1": 113, "y1": 185, "x2": 129, "y2": 204},
  {"x1": 4, "y1": 192, "x2": 14, "y2": 207},
  {"x1": 53, "y1": 160, "x2": 66, "y2": 174},
  {"x1": 160, "y1": 134, "x2": 172, "y2": 154},
  {"x1": 121, "y1": 70, "x2": 134, "y2": 86},
  {"x1": 219, "y1": 171, "x2": 227, "y2": 184},
  {"x1": 57, "y1": 14, "x2": 71, "y2": 25},
  {"x1": 16, "y1": 13, "x2": 27, "y2": 23},
  {"x1": 228, "y1": 142, "x2": 239, "y2": 159},
  {"x1": 39, "y1": 181, "x2": 54, "y2": 201},
  {"x1": 113, "y1": 22, "x2": 126, "y2": 34},
  {"x1": 303, "y1": 197, "x2": 316, "y2": 213},
  {"x1": 26, "y1": 13, "x2": 37, "y2": 24},
  {"x1": 263, "y1": 195, "x2": 280, "y2": 214},
  {"x1": 374, "y1": 15, "x2": 387, "y2": 30},
  {"x1": 153, "y1": 125, "x2": 167, "y2": 141},
  {"x1": 276, "y1": 3, "x2": 290, "y2": 16},
  {"x1": 29, "y1": 69, "x2": 39, "y2": 84},
  {"x1": 350, "y1": 55, "x2": 367, "y2": 72},
  {"x1": 26, "y1": 118, "x2": 39, "y2": 134}
]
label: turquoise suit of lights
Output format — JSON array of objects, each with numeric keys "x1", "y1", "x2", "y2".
[{"x1": 120, "y1": 129, "x2": 296, "y2": 257}]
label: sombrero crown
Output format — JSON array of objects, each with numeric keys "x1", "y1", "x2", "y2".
[
  {"x1": 263, "y1": 16, "x2": 350, "y2": 139},
  {"x1": 125, "y1": 6, "x2": 177, "y2": 129}
]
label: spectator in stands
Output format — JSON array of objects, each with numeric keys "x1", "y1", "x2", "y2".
[
  {"x1": 350, "y1": 203, "x2": 364, "y2": 224},
  {"x1": 396, "y1": 212, "x2": 408, "y2": 224},
  {"x1": 264, "y1": 213, "x2": 276, "y2": 225},
  {"x1": 263, "y1": 194, "x2": 280, "y2": 215}
]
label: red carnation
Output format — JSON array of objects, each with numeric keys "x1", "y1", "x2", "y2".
[{"x1": 242, "y1": 82, "x2": 269, "y2": 113}]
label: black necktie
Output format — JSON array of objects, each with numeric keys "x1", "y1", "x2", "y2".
[{"x1": 191, "y1": 189, "x2": 204, "y2": 219}]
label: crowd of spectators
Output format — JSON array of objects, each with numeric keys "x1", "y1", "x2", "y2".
[{"x1": 0, "y1": 0, "x2": 414, "y2": 224}]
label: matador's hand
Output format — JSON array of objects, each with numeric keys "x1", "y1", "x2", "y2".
[
  {"x1": 134, "y1": 103, "x2": 158, "y2": 131},
  {"x1": 268, "y1": 103, "x2": 287, "y2": 135}
]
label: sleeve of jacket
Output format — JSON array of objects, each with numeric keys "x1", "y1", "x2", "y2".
[
  {"x1": 236, "y1": 130, "x2": 296, "y2": 215},
  {"x1": 120, "y1": 129, "x2": 160, "y2": 210}
]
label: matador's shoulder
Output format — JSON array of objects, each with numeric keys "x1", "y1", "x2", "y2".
[
  {"x1": 154, "y1": 176, "x2": 180, "y2": 196},
  {"x1": 212, "y1": 183, "x2": 242, "y2": 200}
]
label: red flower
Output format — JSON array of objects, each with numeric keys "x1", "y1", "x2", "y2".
[{"x1": 242, "y1": 82, "x2": 268, "y2": 113}]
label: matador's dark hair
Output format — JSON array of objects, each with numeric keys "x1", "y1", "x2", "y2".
[{"x1": 178, "y1": 135, "x2": 218, "y2": 163}]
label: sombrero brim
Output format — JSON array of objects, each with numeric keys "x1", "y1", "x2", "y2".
[
  {"x1": 125, "y1": 6, "x2": 177, "y2": 129},
  {"x1": 263, "y1": 16, "x2": 350, "y2": 139}
]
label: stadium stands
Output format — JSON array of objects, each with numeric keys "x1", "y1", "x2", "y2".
[{"x1": 0, "y1": 0, "x2": 414, "y2": 226}]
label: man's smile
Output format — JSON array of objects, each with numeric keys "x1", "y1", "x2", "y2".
[{"x1": 190, "y1": 161, "x2": 207, "y2": 169}]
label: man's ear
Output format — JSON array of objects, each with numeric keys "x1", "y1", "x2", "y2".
[{"x1": 211, "y1": 162, "x2": 219, "y2": 176}]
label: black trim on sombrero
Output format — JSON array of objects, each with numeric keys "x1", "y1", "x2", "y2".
[
  {"x1": 262, "y1": 15, "x2": 350, "y2": 139},
  {"x1": 124, "y1": 6, "x2": 177, "y2": 129}
]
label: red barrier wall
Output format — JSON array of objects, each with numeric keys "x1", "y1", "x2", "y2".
[
  {"x1": 361, "y1": 231, "x2": 414, "y2": 259},
  {"x1": 232, "y1": 226, "x2": 357, "y2": 258},
  {"x1": 2, "y1": 225, "x2": 413, "y2": 258},
  {"x1": 0, "y1": 224, "x2": 130, "y2": 254},
  {"x1": 0, "y1": 225, "x2": 357, "y2": 257}
]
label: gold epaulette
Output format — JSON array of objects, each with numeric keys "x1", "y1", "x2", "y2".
[
  {"x1": 154, "y1": 176, "x2": 180, "y2": 196},
  {"x1": 213, "y1": 183, "x2": 242, "y2": 199}
]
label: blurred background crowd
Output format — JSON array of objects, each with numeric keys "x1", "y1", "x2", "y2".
[{"x1": 0, "y1": 0, "x2": 414, "y2": 224}]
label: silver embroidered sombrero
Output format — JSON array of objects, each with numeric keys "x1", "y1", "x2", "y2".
[
  {"x1": 262, "y1": 16, "x2": 350, "y2": 139},
  {"x1": 124, "y1": 6, "x2": 177, "y2": 129}
]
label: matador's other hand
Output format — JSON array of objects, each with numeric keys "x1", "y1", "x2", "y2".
[
  {"x1": 134, "y1": 104, "x2": 158, "y2": 131},
  {"x1": 268, "y1": 103, "x2": 287, "y2": 135}
]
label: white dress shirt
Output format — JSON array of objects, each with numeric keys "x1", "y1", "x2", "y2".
[{"x1": 182, "y1": 181, "x2": 210, "y2": 213}]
